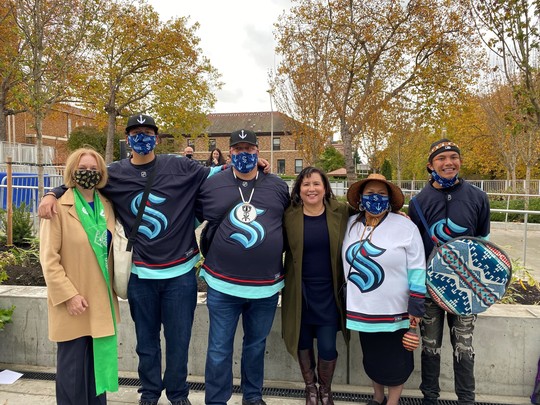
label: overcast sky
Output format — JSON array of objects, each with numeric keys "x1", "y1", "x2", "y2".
[{"x1": 147, "y1": 0, "x2": 292, "y2": 114}]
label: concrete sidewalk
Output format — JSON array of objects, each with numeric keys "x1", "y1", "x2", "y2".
[{"x1": 0, "y1": 372, "x2": 532, "y2": 405}]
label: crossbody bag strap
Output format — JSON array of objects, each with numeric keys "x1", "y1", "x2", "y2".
[
  {"x1": 410, "y1": 197, "x2": 437, "y2": 248},
  {"x1": 126, "y1": 160, "x2": 158, "y2": 251}
]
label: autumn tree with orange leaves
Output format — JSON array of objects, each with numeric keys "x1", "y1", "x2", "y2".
[{"x1": 273, "y1": 0, "x2": 481, "y2": 183}]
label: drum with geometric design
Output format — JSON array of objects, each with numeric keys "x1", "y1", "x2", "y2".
[{"x1": 427, "y1": 237, "x2": 512, "y2": 315}]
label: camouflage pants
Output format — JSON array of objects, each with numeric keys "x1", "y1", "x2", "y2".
[{"x1": 419, "y1": 299, "x2": 476, "y2": 405}]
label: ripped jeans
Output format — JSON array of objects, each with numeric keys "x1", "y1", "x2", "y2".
[{"x1": 419, "y1": 299, "x2": 476, "y2": 405}]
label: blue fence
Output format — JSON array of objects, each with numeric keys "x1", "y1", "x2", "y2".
[{"x1": 0, "y1": 174, "x2": 53, "y2": 210}]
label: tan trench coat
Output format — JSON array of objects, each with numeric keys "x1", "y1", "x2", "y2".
[
  {"x1": 281, "y1": 198, "x2": 353, "y2": 360},
  {"x1": 39, "y1": 188, "x2": 120, "y2": 342}
]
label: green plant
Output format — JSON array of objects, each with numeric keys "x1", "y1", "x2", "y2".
[
  {"x1": 0, "y1": 202, "x2": 34, "y2": 246},
  {"x1": 500, "y1": 261, "x2": 540, "y2": 305},
  {"x1": 0, "y1": 251, "x2": 16, "y2": 330},
  {"x1": 8, "y1": 238, "x2": 40, "y2": 267},
  {"x1": 489, "y1": 197, "x2": 540, "y2": 223}
]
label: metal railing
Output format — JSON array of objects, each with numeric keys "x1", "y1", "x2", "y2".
[{"x1": 1, "y1": 176, "x2": 539, "y2": 268}]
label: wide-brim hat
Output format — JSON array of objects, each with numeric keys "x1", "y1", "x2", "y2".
[{"x1": 347, "y1": 173, "x2": 404, "y2": 212}]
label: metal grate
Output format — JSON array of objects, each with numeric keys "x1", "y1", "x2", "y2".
[{"x1": 4, "y1": 369, "x2": 514, "y2": 404}]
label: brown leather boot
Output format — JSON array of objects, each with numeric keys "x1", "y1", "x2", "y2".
[
  {"x1": 297, "y1": 349, "x2": 318, "y2": 405},
  {"x1": 317, "y1": 356, "x2": 337, "y2": 405}
]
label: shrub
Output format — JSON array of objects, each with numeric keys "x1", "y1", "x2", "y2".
[
  {"x1": 500, "y1": 261, "x2": 540, "y2": 305},
  {"x1": 0, "y1": 202, "x2": 34, "y2": 246},
  {"x1": 0, "y1": 251, "x2": 16, "y2": 330},
  {"x1": 489, "y1": 197, "x2": 540, "y2": 223}
]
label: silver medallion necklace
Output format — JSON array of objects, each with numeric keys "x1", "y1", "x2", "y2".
[{"x1": 233, "y1": 170, "x2": 258, "y2": 223}]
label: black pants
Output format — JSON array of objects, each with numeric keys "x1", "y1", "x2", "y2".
[{"x1": 56, "y1": 336, "x2": 107, "y2": 405}]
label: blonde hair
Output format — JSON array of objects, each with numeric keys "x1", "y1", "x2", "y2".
[{"x1": 64, "y1": 148, "x2": 108, "y2": 189}]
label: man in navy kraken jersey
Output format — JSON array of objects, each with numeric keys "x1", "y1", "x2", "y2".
[
  {"x1": 408, "y1": 139, "x2": 490, "y2": 405},
  {"x1": 195, "y1": 129, "x2": 289, "y2": 405},
  {"x1": 38, "y1": 114, "x2": 226, "y2": 405}
]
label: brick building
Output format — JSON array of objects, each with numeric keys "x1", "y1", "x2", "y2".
[
  {"x1": 181, "y1": 112, "x2": 304, "y2": 176},
  {"x1": 4, "y1": 104, "x2": 95, "y2": 164}
]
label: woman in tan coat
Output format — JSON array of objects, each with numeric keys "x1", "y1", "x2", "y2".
[
  {"x1": 40, "y1": 148, "x2": 119, "y2": 405},
  {"x1": 282, "y1": 167, "x2": 354, "y2": 405}
]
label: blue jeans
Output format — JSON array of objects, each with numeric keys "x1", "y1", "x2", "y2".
[
  {"x1": 420, "y1": 299, "x2": 476, "y2": 405},
  {"x1": 205, "y1": 286, "x2": 279, "y2": 405},
  {"x1": 128, "y1": 270, "x2": 197, "y2": 403}
]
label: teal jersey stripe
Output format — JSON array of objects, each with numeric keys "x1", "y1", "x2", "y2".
[
  {"x1": 347, "y1": 318, "x2": 409, "y2": 333},
  {"x1": 408, "y1": 267, "x2": 427, "y2": 294},
  {"x1": 200, "y1": 268, "x2": 284, "y2": 299},
  {"x1": 132, "y1": 253, "x2": 200, "y2": 279}
]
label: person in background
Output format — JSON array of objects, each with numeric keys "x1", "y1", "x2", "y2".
[
  {"x1": 408, "y1": 139, "x2": 490, "y2": 405},
  {"x1": 40, "y1": 148, "x2": 119, "y2": 405},
  {"x1": 342, "y1": 173, "x2": 426, "y2": 405},
  {"x1": 184, "y1": 146, "x2": 194, "y2": 159},
  {"x1": 282, "y1": 167, "x2": 352, "y2": 405},
  {"x1": 196, "y1": 129, "x2": 290, "y2": 405},
  {"x1": 206, "y1": 148, "x2": 226, "y2": 167}
]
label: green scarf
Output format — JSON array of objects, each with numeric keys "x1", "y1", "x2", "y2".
[{"x1": 73, "y1": 188, "x2": 119, "y2": 395}]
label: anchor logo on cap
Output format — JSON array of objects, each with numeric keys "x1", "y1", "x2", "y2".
[{"x1": 137, "y1": 114, "x2": 146, "y2": 125}]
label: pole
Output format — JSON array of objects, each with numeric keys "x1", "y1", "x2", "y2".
[
  {"x1": 268, "y1": 90, "x2": 274, "y2": 172},
  {"x1": 6, "y1": 156, "x2": 13, "y2": 246}
]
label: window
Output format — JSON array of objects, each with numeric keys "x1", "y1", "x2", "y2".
[
  {"x1": 272, "y1": 137, "x2": 281, "y2": 151},
  {"x1": 277, "y1": 159, "x2": 285, "y2": 175},
  {"x1": 208, "y1": 138, "x2": 216, "y2": 151},
  {"x1": 295, "y1": 159, "x2": 303, "y2": 174},
  {"x1": 187, "y1": 139, "x2": 195, "y2": 150}
]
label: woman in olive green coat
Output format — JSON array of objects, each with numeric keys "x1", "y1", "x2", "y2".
[{"x1": 282, "y1": 167, "x2": 354, "y2": 405}]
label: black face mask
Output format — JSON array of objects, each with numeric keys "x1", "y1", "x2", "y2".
[
  {"x1": 185, "y1": 154, "x2": 193, "y2": 159},
  {"x1": 73, "y1": 170, "x2": 102, "y2": 189}
]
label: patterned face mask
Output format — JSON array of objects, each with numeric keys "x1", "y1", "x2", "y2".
[
  {"x1": 231, "y1": 152, "x2": 258, "y2": 173},
  {"x1": 127, "y1": 132, "x2": 157, "y2": 155},
  {"x1": 361, "y1": 194, "x2": 390, "y2": 215},
  {"x1": 431, "y1": 170, "x2": 459, "y2": 188},
  {"x1": 73, "y1": 169, "x2": 102, "y2": 189}
]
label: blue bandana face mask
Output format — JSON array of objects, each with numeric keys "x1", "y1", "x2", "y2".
[
  {"x1": 231, "y1": 151, "x2": 258, "y2": 173},
  {"x1": 431, "y1": 170, "x2": 458, "y2": 188},
  {"x1": 127, "y1": 133, "x2": 157, "y2": 155},
  {"x1": 361, "y1": 194, "x2": 390, "y2": 215}
]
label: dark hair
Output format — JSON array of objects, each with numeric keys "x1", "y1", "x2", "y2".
[
  {"x1": 206, "y1": 148, "x2": 226, "y2": 167},
  {"x1": 290, "y1": 166, "x2": 335, "y2": 206}
]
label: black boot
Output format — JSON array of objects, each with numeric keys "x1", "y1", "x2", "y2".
[
  {"x1": 318, "y1": 356, "x2": 337, "y2": 405},
  {"x1": 297, "y1": 349, "x2": 319, "y2": 405}
]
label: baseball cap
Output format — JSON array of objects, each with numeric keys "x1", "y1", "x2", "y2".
[
  {"x1": 125, "y1": 114, "x2": 158, "y2": 134},
  {"x1": 229, "y1": 129, "x2": 258, "y2": 146}
]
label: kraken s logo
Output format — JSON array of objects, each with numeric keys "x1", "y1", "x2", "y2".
[
  {"x1": 228, "y1": 202, "x2": 266, "y2": 249},
  {"x1": 130, "y1": 192, "x2": 168, "y2": 239},
  {"x1": 429, "y1": 219, "x2": 467, "y2": 244},
  {"x1": 346, "y1": 240, "x2": 386, "y2": 293}
]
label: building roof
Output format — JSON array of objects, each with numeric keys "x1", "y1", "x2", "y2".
[
  {"x1": 327, "y1": 168, "x2": 347, "y2": 177},
  {"x1": 206, "y1": 112, "x2": 290, "y2": 135}
]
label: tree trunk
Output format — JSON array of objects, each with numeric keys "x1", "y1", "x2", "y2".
[
  {"x1": 105, "y1": 109, "x2": 117, "y2": 164},
  {"x1": 341, "y1": 120, "x2": 356, "y2": 186},
  {"x1": 35, "y1": 115, "x2": 44, "y2": 199}
]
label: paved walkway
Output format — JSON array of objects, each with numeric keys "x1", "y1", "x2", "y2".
[
  {"x1": 0, "y1": 368, "x2": 531, "y2": 405},
  {"x1": 490, "y1": 223, "x2": 540, "y2": 279}
]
